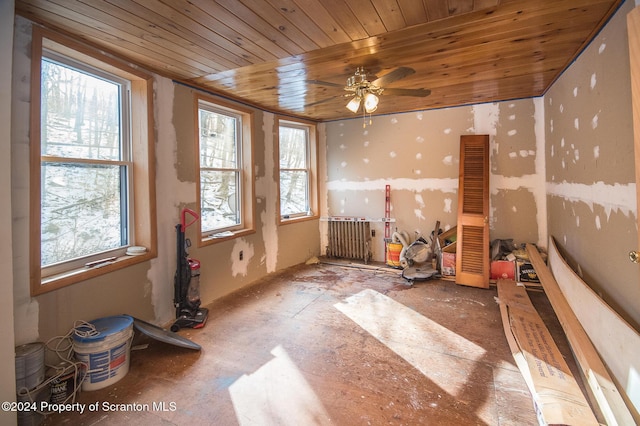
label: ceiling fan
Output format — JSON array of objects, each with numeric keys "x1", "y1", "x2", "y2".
[{"x1": 307, "y1": 66, "x2": 431, "y2": 114}]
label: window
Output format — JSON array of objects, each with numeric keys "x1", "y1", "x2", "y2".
[
  {"x1": 40, "y1": 55, "x2": 130, "y2": 267},
  {"x1": 197, "y1": 96, "x2": 254, "y2": 242},
  {"x1": 277, "y1": 118, "x2": 318, "y2": 223},
  {"x1": 30, "y1": 28, "x2": 156, "y2": 294}
]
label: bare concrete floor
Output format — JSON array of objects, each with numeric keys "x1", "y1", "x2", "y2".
[{"x1": 41, "y1": 261, "x2": 580, "y2": 425}]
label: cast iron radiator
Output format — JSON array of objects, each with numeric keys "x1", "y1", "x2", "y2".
[{"x1": 326, "y1": 218, "x2": 372, "y2": 264}]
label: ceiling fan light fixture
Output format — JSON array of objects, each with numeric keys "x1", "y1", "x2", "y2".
[
  {"x1": 364, "y1": 92, "x2": 378, "y2": 113},
  {"x1": 346, "y1": 97, "x2": 361, "y2": 113}
]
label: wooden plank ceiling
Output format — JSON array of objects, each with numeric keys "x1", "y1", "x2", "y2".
[{"x1": 16, "y1": 0, "x2": 623, "y2": 122}]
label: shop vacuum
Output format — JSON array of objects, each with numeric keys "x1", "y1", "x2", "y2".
[{"x1": 171, "y1": 208, "x2": 208, "y2": 332}]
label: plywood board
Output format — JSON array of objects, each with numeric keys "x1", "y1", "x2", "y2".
[
  {"x1": 497, "y1": 279, "x2": 599, "y2": 425},
  {"x1": 548, "y1": 237, "x2": 640, "y2": 419}
]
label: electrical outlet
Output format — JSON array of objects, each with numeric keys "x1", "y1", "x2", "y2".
[
  {"x1": 239, "y1": 250, "x2": 243, "y2": 261},
  {"x1": 371, "y1": 230, "x2": 376, "y2": 237}
]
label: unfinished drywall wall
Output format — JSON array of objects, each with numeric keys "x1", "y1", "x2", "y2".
[
  {"x1": 545, "y1": 0, "x2": 640, "y2": 327},
  {"x1": 169, "y1": 83, "x2": 321, "y2": 306},
  {"x1": 2, "y1": 0, "x2": 17, "y2": 422},
  {"x1": 324, "y1": 99, "x2": 546, "y2": 262},
  {"x1": 12, "y1": 17, "x2": 44, "y2": 344},
  {"x1": 146, "y1": 77, "x2": 195, "y2": 324},
  {"x1": 10, "y1": 20, "x2": 321, "y2": 343}
]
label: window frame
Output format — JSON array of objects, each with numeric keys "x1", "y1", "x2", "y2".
[
  {"x1": 40, "y1": 53, "x2": 133, "y2": 276},
  {"x1": 195, "y1": 94, "x2": 255, "y2": 245},
  {"x1": 30, "y1": 27, "x2": 157, "y2": 295},
  {"x1": 276, "y1": 117, "x2": 319, "y2": 225}
]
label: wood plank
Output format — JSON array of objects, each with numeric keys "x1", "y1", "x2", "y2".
[
  {"x1": 424, "y1": 0, "x2": 449, "y2": 20},
  {"x1": 165, "y1": 0, "x2": 283, "y2": 61},
  {"x1": 344, "y1": 0, "x2": 387, "y2": 35},
  {"x1": 526, "y1": 243, "x2": 636, "y2": 425},
  {"x1": 447, "y1": 0, "x2": 474, "y2": 16},
  {"x1": 291, "y1": 0, "x2": 352, "y2": 44},
  {"x1": 313, "y1": 0, "x2": 370, "y2": 40},
  {"x1": 215, "y1": 0, "x2": 308, "y2": 55},
  {"x1": 79, "y1": 0, "x2": 242, "y2": 70},
  {"x1": 396, "y1": 0, "x2": 427, "y2": 26},
  {"x1": 547, "y1": 236, "x2": 640, "y2": 420},
  {"x1": 371, "y1": 0, "x2": 406, "y2": 31},
  {"x1": 238, "y1": 0, "x2": 320, "y2": 51},
  {"x1": 186, "y1": 0, "x2": 291, "y2": 58},
  {"x1": 496, "y1": 279, "x2": 599, "y2": 425},
  {"x1": 263, "y1": 0, "x2": 336, "y2": 48},
  {"x1": 127, "y1": 0, "x2": 259, "y2": 65},
  {"x1": 17, "y1": 1, "x2": 208, "y2": 78}
]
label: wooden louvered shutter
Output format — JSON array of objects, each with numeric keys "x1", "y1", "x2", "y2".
[{"x1": 456, "y1": 135, "x2": 490, "y2": 288}]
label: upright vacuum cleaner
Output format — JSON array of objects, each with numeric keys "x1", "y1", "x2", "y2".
[{"x1": 171, "y1": 208, "x2": 208, "y2": 332}]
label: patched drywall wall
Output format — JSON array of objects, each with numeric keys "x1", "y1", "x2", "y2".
[
  {"x1": 11, "y1": 17, "x2": 39, "y2": 345},
  {"x1": 146, "y1": 77, "x2": 199, "y2": 325},
  {"x1": 2, "y1": 1, "x2": 17, "y2": 421},
  {"x1": 545, "y1": 0, "x2": 640, "y2": 327},
  {"x1": 10, "y1": 22, "x2": 320, "y2": 343},
  {"x1": 170, "y1": 84, "x2": 321, "y2": 306},
  {"x1": 325, "y1": 98, "x2": 546, "y2": 262},
  {"x1": 11, "y1": 17, "x2": 158, "y2": 340}
]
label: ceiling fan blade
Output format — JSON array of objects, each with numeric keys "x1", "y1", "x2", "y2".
[
  {"x1": 306, "y1": 79, "x2": 344, "y2": 88},
  {"x1": 382, "y1": 88, "x2": 431, "y2": 97},
  {"x1": 372, "y1": 67, "x2": 415, "y2": 87}
]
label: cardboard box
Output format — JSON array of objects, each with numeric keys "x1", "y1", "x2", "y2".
[
  {"x1": 497, "y1": 279, "x2": 598, "y2": 425},
  {"x1": 441, "y1": 252, "x2": 456, "y2": 276},
  {"x1": 437, "y1": 227, "x2": 457, "y2": 253},
  {"x1": 491, "y1": 260, "x2": 515, "y2": 280},
  {"x1": 517, "y1": 261, "x2": 539, "y2": 282}
]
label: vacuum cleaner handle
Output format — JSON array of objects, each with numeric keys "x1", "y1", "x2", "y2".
[{"x1": 181, "y1": 208, "x2": 199, "y2": 231}]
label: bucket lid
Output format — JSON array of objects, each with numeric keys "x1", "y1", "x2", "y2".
[
  {"x1": 73, "y1": 315, "x2": 133, "y2": 343},
  {"x1": 132, "y1": 317, "x2": 201, "y2": 350},
  {"x1": 15, "y1": 342, "x2": 44, "y2": 359}
]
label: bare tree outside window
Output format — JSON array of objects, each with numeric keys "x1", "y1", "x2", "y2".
[
  {"x1": 198, "y1": 105, "x2": 242, "y2": 233},
  {"x1": 279, "y1": 125, "x2": 309, "y2": 217},
  {"x1": 40, "y1": 57, "x2": 129, "y2": 267}
]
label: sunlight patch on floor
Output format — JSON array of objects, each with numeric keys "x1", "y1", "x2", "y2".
[
  {"x1": 229, "y1": 345, "x2": 332, "y2": 426},
  {"x1": 334, "y1": 289, "x2": 487, "y2": 398}
]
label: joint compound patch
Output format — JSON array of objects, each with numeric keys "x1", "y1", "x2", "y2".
[
  {"x1": 599, "y1": 43, "x2": 606, "y2": 54},
  {"x1": 444, "y1": 198, "x2": 453, "y2": 213},
  {"x1": 326, "y1": 178, "x2": 459, "y2": 193},
  {"x1": 547, "y1": 181, "x2": 637, "y2": 220},
  {"x1": 231, "y1": 239, "x2": 255, "y2": 277}
]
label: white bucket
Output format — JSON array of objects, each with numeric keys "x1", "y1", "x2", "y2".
[{"x1": 73, "y1": 315, "x2": 133, "y2": 391}]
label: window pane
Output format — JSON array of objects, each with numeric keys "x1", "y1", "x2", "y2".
[
  {"x1": 41, "y1": 59, "x2": 121, "y2": 161},
  {"x1": 201, "y1": 170, "x2": 239, "y2": 231},
  {"x1": 41, "y1": 163, "x2": 125, "y2": 266},
  {"x1": 280, "y1": 170, "x2": 308, "y2": 215},
  {"x1": 279, "y1": 126, "x2": 307, "y2": 169},
  {"x1": 199, "y1": 109, "x2": 237, "y2": 168}
]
